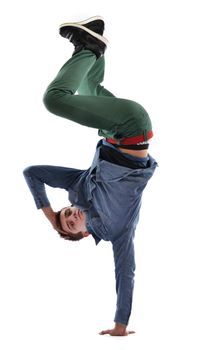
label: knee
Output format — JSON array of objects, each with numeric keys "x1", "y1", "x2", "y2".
[{"x1": 43, "y1": 90, "x2": 56, "y2": 114}]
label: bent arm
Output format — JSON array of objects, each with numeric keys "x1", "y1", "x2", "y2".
[
  {"x1": 23, "y1": 165, "x2": 84, "y2": 209},
  {"x1": 112, "y1": 232, "x2": 136, "y2": 326}
]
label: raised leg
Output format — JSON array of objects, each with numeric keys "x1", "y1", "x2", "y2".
[
  {"x1": 43, "y1": 49, "x2": 152, "y2": 141},
  {"x1": 77, "y1": 55, "x2": 115, "y2": 97}
]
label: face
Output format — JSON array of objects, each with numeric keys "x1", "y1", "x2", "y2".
[{"x1": 60, "y1": 206, "x2": 87, "y2": 235}]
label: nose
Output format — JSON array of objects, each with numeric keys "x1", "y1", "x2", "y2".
[{"x1": 73, "y1": 211, "x2": 78, "y2": 221}]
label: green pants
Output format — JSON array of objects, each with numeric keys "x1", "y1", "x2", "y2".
[{"x1": 43, "y1": 49, "x2": 152, "y2": 141}]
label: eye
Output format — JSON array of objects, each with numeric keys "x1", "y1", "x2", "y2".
[{"x1": 65, "y1": 208, "x2": 72, "y2": 217}]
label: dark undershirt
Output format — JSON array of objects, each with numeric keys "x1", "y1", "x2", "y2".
[{"x1": 99, "y1": 145, "x2": 149, "y2": 169}]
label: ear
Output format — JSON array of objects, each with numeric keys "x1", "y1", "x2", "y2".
[{"x1": 83, "y1": 231, "x2": 90, "y2": 237}]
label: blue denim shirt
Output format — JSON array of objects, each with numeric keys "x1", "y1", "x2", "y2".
[{"x1": 23, "y1": 140, "x2": 157, "y2": 326}]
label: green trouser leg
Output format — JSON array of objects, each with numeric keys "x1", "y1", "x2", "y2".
[
  {"x1": 77, "y1": 55, "x2": 115, "y2": 98},
  {"x1": 43, "y1": 49, "x2": 152, "y2": 140}
]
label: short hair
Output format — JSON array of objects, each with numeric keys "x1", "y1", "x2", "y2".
[{"x1": 55, "y1": 210, "x2": 84, "y2": 242}]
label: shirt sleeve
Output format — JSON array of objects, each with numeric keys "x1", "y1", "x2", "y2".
[
  {"x1": 23, "y1": 165, "x2": 84, "y2": 209},
  {"x1": 112, "y1": 231, "x2": 136, "y2": 326}
]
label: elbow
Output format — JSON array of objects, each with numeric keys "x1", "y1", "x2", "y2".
[
  {"x1": 23, "y1": 166, "x2": 32, "y2": 178},
  {"x1": 23, "y1": 165, "x2": 36, "y2": 180}
]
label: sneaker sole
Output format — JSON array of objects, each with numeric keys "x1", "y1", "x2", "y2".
[
  {"x1": 73, "y1": 15, "x2": 104, "y2": 26},
  {"x1": 59, "y1": 22, "x2": 108, "y2": 45}
]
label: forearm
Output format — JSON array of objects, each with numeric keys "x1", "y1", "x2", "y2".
[
  {"x1": 23, "y1": 166, "x2": 50, "y2": 209},
  {"x1": 114, "y1": 275, "x2": 134, "y2": 325},
  {"x1": 42, "y1": 206, "x2": 55, "y2": 221},
  {"x1": 112, "y1": 234, "x2": 136, "y2": 326},
  {"x1": 41, "y1": 206, "x2": 58, "y2": 230}
]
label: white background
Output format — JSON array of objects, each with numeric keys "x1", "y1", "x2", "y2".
[{"x1": 1, "y1": 0, "x2": 200, "y2": 349}]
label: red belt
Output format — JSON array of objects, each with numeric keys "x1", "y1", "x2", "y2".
[{"x1": 106, "y1": 130, "x2": 153, "y2": 145}]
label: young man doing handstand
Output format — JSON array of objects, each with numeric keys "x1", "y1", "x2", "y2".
[{"x1": 23, "y1": 16, "x2": 157, "y2": 336}]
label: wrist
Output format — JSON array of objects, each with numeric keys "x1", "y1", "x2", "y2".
[
  {"x1": 42, "y1": 206, "x2": 56, "y2": 224},
  {"x1": 42, "y1": 206, "x2": 54, "y2": 216},
  {"x1": 115, "y1": 322, "x2": 127, "y2": 330}
]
